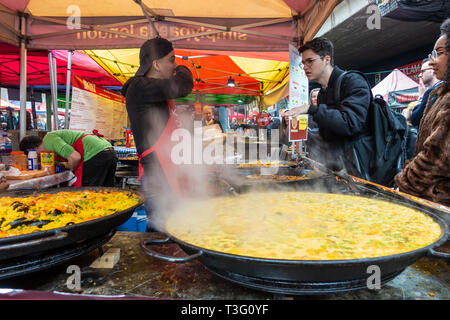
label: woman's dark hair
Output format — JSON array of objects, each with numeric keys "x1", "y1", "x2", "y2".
[
  {"x1": 299, "y1": 37, "x2": 335, "y2": 66},
  {"x1": 19, "y1": 135, "x2": 42, "y2": 155},
  {"x1": 440, "y1": 18, "x2": 450, "y2": 93}
]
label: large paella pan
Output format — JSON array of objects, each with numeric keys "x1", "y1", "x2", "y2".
[
  {"x1": 0, "y1": 187, "x2": 145, "y2": 261},
  {"x1": 141, "y1": 177, "x2": 449, "y2": 294}
]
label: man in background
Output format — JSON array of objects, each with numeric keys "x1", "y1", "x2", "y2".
[
  {"x1": 202, "y1": 106, "x2": 223, "y2": 132},
  {"x1": 410, "y1": 58, "x2": 441, "y2": 127}
]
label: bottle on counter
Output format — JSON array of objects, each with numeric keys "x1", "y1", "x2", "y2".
[
  {"x1": 27, "y1": 149, "x2": 39, "y2": 171},
  {"x1": 129, "y1": 133, "x2": 135, "y2": 148},
  {"x1": 125, "y1": 128, "x2": 132, "y2": 148}
]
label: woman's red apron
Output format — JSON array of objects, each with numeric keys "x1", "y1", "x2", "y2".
[
  {"x1": 138, "y1": 100, "x2": 188, "y2": 197},
  {"x1": 55, "y1": 132, "x2": 102, "y2": 187}
]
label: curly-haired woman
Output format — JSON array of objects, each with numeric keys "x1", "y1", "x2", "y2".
[{"x1": 394, "y1": 18, "x2": 450, "y2": 206}]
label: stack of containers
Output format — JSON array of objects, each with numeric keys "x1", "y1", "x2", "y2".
[{"x1": 113, "y1": 146, "x2": 137, "y2": 159}]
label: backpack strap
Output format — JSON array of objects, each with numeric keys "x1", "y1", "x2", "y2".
[
  {"x1": 334, "y1": 70, "x2": 384, "y2": 136},
  {"x1": 334, "y1": 70, "x2": 373, "y2": 105}
]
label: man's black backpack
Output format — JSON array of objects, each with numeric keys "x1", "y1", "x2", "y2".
[{"x1": 335, "y1": 71, "x2": 408, "y2": 187}]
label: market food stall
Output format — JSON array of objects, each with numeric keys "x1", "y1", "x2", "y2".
[{"x1": 0, "y1": 0, "x2": 448, "y2": 303}]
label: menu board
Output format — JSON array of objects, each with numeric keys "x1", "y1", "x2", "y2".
[
  {"x1": 288, "y1": 44, "x2": 309, "y2": 109},
  {"x1": 70, "y1": 74, "x2": 127, "y2": 140}
]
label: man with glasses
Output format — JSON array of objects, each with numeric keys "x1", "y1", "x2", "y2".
[
  {"x1": 284, "y1": 37, "x2": 372, "y2": 175},
  {"x1": 410, "y1": 58, "x2": 442, "y2": 127},
  {"x1": 418, "y1": 59, "x2": 439, "y2": 95}
]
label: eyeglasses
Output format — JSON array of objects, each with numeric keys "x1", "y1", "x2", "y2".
[
  {"x1": 428, "y1": 48, "x2": 447, "y2": 61},
  {"x1": 301, "y1": 57, "x2": 322, "y2": 68},
  {"x1": 419, "y1": 68, "x2": 433, "y2": 74}
]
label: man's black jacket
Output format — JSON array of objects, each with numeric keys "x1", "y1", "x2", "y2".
[
  {"x1": 308, "y1": 66, "x2": 371, "y2": 145},
  {"x1": 121, "y1": 65, "x2": 193, "y2": 156}
]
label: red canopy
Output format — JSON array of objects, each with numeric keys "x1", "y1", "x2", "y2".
[{"x1": 0, "y1": 42, "x2": 121, "y2": 87}]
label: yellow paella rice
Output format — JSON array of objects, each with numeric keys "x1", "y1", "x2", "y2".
[
  {"x1": 166, "y1": 192, "x2": 443, "y2": 260},
  {"x1": 245, "y1": 175, "x2": 309, "y2": 181},
  {"x1": 0, "y1": 190, "x2": 140, "y2": 238},
  {"x1": 238, "y1": 160, "x2": 296, "y2": 168}
]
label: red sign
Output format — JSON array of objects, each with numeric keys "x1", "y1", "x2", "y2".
[
  {"x1": 288, "y1": 115, "x2": 308, "y2": 141},
  {"x1": 396, "y1": 94, "x2": 419, "y2": 103},
  {"x1": 72, "y1": 74, "x2": 125, "y2": 103},
  {"x1": 398, "y1": 60, "x2": 422, "y2": 83}
]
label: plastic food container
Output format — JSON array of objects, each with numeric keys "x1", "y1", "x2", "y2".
[{"x1": 11, "y1": 151, "x2": 27, "y2": 171}]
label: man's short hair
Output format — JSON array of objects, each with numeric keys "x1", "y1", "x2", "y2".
[{"x1": 299, "y1": 37, "x2": 335, "y2": 66}]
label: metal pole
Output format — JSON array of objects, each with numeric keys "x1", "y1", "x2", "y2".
[
  {"x1": 65, "y1": 50, "x2": 72, "y2": 129},
  {"x1": 48, "y1": 52, "x2": 54, "y2": 131},
  {"x1": 45, "y1": 93, "x2": 52, "y2": 130},
  {"x1": 133, "y1": 0, "x2": 160, "y2": 38},
  {"x1": 48, "y1": 52, "x2": 58, "y2": 131},
  {"x1": 19, "y1": 15, "x2": 27, "y2": 140},
  {"x1": 52, "y1": 55, "x2": 59, "y2": 130},
  {"x1": 30, "y1": 86, "x2": 37, "y2": 129}
]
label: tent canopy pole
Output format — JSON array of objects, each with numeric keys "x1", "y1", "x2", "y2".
[
  {"x1": 133, "y1": 0, "x2": 160, "y2": 38},
  {"x1": 52, "y1": 55, "x2": 58, "y2": 130},
  {"x1": 48, "y1": 51, "x2": 58, "y2": 131},
  {"x1": 19, "y1": 14, "x2": 27, "y2": 141},
  {"x1": 65, "y1": 50, "x2": 72, "y2": 129}
]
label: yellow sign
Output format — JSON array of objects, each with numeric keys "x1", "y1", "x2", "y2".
[{"x1": 299, "y1": 116, "x2": 307, "y2": 130}]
